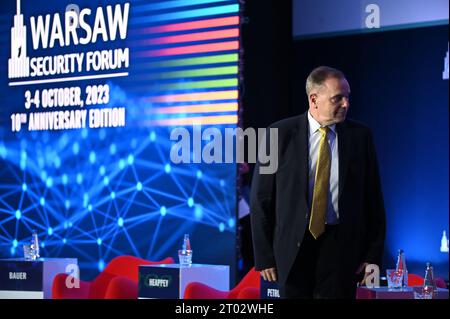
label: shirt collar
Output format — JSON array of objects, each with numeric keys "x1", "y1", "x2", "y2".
[{"x1": 307, "y1": 111, "x2": 336, "y2": 135}]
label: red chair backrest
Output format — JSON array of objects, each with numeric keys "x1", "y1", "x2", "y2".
[
  {"x1": 408, "y1": 274, "x2": 447, "y2": 289},
  {"x1": 102, "y1": 255, "x2": 174, "y2": 281},
  {"x1": 184, "y1": 282, "x2": 228, "y2": 299},
  {"x1": 237, "y1": 287, "x2": 260, "y2": 299},
  {"x1": 228, "y1": 268, "x2": 260, "y2": 299},
  {"x1": 407, "y1": 273, "x2": 424, "y2": 286},
  {"x1": 89, "y1": 255, "x2": 174, "y2": 299},
  {"x1": 435, "y1": 277, "x2": 447, "y2": 289}
]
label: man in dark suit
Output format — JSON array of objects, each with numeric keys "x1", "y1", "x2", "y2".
[{"x1": 250, "y1": 66, "x2": 386, "y2": 298}]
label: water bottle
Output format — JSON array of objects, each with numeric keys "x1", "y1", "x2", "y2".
[
  {"x1": 441, "y1": 231, "x2": 449, "y2": 252},
  {"x1": 178, "y1": 234, "x2": 193, "y2": 266},
  {"x1": 395, "y1": 249, "x2": 408, "y2": 287},
  {"x1": 423, "y1": 262, "x2": 436, "y2": 299},
  {"x1": 30, "y1": 230, "x2": 40, "y2": 260}
]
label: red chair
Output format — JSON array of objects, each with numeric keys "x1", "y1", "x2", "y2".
[
  {"x1": 184, "y1": 267, "x2": 260, "y2": 299},
  {"x1": 408, "y1": 274, "x2": 447, "y2": 289},
  {"x1": 407, "y1": 273, "x2": 424, "y2": 286},
  {"x1": 237, "y1": 287, "x2": 260, "y2": 299},
  {"x1": 52, "y1": 255, "x2": 174, "y2": 299},
  {"x1": 435, "y1": 277, "x2": 447, "y2": 289}
]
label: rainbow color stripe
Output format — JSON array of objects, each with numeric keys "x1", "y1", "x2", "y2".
[
  {"x1": 152, "y1": 102, "x2": 238, "y2": 114},
  {"x1": 131, "y1": 4, "x2": 239, "y2": 24},
  {"x1": 139, "y1": 17, "x2": 239, "y2": 34},
  {"x1": 150, "y1": 115, "x2": 238, "y2": 126},
  {"x1": 130, "y1": 0, "x2": 240, "y2": 126},
  {"x1": 143, "y1": 29, "x2": 239, "y2": 45}
]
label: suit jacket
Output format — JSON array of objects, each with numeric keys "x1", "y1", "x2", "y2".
[{"x1": 250, "y1": 112, "x2": 386, "y2": 291}]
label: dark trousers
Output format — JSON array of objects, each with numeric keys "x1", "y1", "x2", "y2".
[{"x1": 281, "y1": 225, "x2": 356, "y2": 299}]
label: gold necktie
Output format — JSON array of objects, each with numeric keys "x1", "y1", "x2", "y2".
[{"x1": 309, "y1": 126, "x2": 331, "y2": 239}]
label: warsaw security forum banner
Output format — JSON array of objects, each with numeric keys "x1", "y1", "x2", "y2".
[{"x1": 0, "y1": 0, "x2": 240, "y2": 278}]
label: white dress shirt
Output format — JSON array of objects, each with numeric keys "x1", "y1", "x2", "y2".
[{"x1": 307, "y1": 112, "x2": 339, "y2": 224}]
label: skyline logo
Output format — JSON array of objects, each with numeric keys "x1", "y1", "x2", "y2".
[
  {"x1": 7, "y1": 1, "x2": 130, "y2": 86},
  {"x1": 8, "y1": 0, "x2": 30, "y2": 79}
]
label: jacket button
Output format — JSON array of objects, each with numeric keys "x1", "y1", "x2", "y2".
[
  {"x1": 305, "y1": 213, "x2": 309, "y2": 219},
  {"x1": 297, "y1": 241, "x2": 301, "y2": 247}
]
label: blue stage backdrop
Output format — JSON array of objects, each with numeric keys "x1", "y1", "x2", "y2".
[{"x1": 0, "y1": 0, "x2": 240, "y2": 281}]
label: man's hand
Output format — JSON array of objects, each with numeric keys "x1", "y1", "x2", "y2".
[
  {"x1": 355, "y1": 262, "x2": 370, "y2": 286},
  {"x1": 260, "y1": 267, "x2": 277, "y2": 282}
]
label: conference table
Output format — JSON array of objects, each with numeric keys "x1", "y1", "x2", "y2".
[
  {"x1": 0, "y1": 258, "x2": 77, "y2": 299},
  {"x1": 357, "y1": 286, "x2": 449, "y2": 299},
  {"x1": 138, "y1": 263, "x2": 229, "y2": 299}
]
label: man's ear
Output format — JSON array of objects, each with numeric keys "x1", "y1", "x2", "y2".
[{"x1": 310, "y1": 93, "x2": 317, "y2": 104}]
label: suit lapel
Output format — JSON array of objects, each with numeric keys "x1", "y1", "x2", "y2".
[
  {"x1": 297, "y1": 113, "x2": 309, "y2": 204},
  {"x1": 337, "y1": 121, "x2": 351, "y2": 200}
]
